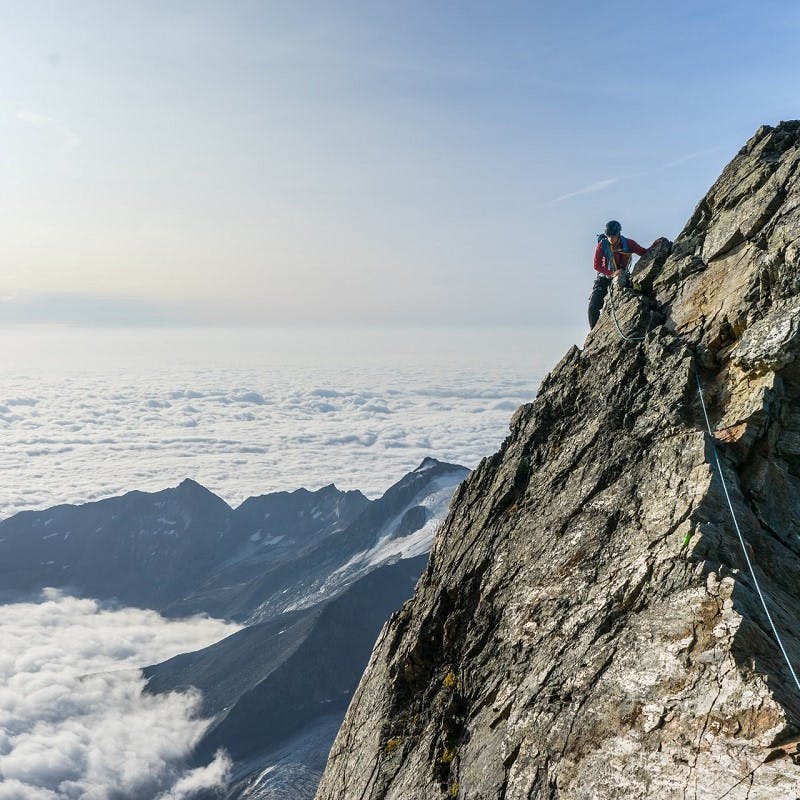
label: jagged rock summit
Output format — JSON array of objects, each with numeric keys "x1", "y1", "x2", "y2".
[{"x1": 314, "y1": 122, "x2": 800, "y2": 799}]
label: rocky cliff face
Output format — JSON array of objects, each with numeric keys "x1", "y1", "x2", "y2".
[{"x1": 314, "y1": 122, "x2": 800, "y2": 800}]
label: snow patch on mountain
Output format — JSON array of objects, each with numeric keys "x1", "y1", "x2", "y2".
[{"x1": 283, "y1": 470, "x2": 466, "y2": 613}]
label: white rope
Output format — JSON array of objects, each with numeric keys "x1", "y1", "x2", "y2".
[
  {"x1": 604, "y1": 280, "x2": 800, "y2": 692},
  {"x1": 694, "y1": 369, "x2": 800, "y2": 694},
  {"x1": 602, "y1": 259, "x2": 800, "y2": 795},
  {"x1": 607, "y1": 280, "x2": 646, "y2": 343}
]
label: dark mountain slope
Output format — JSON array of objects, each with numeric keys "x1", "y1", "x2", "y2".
[
  {"x1": 196, "y1": 554, "x2": 429, "y2": 761},
  {"x1": 0, "y1": 459, "x2": 465, "y2": 622},
  {"x1": 0, "y1": 479, "x2": 231, "y2": 607}
]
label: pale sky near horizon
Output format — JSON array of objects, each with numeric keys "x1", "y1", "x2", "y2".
[{"x1": 1, "y1": 1, "x2": 799, "y2": 327}]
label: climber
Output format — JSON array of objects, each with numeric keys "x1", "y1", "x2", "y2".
[{"x1": 588, "y1": 220, "x2": 652, "y2": 329}]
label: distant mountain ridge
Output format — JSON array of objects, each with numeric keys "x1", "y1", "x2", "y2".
[
  {"x1": 0, "y1": 457, "x2": 469, "y2": 799},
  {"x1": 0, "y1": 457, "x2": 467, "y2": 622}
]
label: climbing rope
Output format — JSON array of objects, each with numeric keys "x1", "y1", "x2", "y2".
[
  {"x1": 607, "y1": 289, "x2": 800, "y2": 792},
  {"x1": 599, "y1": 244, "x2": 800, "y2": 796},
  {"x1": 606, "y1": 275, "x2": 800, "y2": 693},
  {"x1": 607, "y1": 274, "x2": 800, "y2": 692},
  {"x1": 606, "y1": 278, "x2": 646, "y2": 342},
  {"x1": 694, "y1": 370, "x2": 800, "y2": 694},
  {"x1": 696, "y1": 368, "x2": 800, "y2": 800},
  {"x1": 600, "y1": 231, "x2": 645, "y2": 342}
]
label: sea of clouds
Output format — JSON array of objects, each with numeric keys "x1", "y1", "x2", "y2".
[
  {"x1": 0, "y1": 590, "x2": 241, "y2": 799},
  {"x1": 0, "y1": 325, "x2": 581, "y2": 798},
  {"x1": 0, "y1": 326, "x2": 581, "y2": 519}
]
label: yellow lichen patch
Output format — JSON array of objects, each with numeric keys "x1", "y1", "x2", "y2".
[
  {"x1": 440, "y1": 747, "x2": 456, "y2": 764},
  {"x1": 443, "y1": 671, "x2": 457, "y2": 689},
  {"x1": 448, "y1": 782, "x2": 460, "y2": 798},
  {"x1": 385, "y1": 737, "x2": 402, "y2": 754}
]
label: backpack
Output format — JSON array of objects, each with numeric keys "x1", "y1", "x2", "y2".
[{"x1": 597, "y1": 233, "x2": 629, "y2": 271}]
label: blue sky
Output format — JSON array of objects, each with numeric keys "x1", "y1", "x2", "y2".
[{"x1": 1, "y1": 0, "x2": 798, "y2": 327}]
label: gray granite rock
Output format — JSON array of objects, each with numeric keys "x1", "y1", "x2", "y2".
[{"x1": 314, "y1": 122, "x2": 800, "y2": 799}]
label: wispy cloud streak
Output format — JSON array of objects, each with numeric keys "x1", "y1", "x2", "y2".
[
  {"x1": 543, "y1": 145, "x2": 724, "y2": 206},
  {"x1": 546, "y1": 177, "x2": 620, "y2": 205},
  {"x1": 661, "y1": 146, "x2": 724, "y2": 169}
]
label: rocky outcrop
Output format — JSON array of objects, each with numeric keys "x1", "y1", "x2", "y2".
[{"x1": 314, "y1": 122, "x2": 800, "y2": 799}]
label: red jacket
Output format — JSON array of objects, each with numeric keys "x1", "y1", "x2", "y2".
[{"x1": 593, "y1": 237, "x2": 649, "y2": 277}]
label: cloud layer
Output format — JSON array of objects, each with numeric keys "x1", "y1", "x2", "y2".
[
  {"x1": 0, "y1": 327, "x2": 580, "y2": 518},
  {"x1": 0, "y1": 590, "x2": 240, "y2": 799}
]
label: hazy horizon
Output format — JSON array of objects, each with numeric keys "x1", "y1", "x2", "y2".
[
  {"x1": 0, "y1": 323, "x2": 581, "y2": 518},
  {"x1": 3, "y1": 2, "x2": 799, "y2": 328}
]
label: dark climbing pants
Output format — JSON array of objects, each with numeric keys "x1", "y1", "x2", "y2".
[{"x1": 588, "y1": 275, "x2": 611, "y2": 329}]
